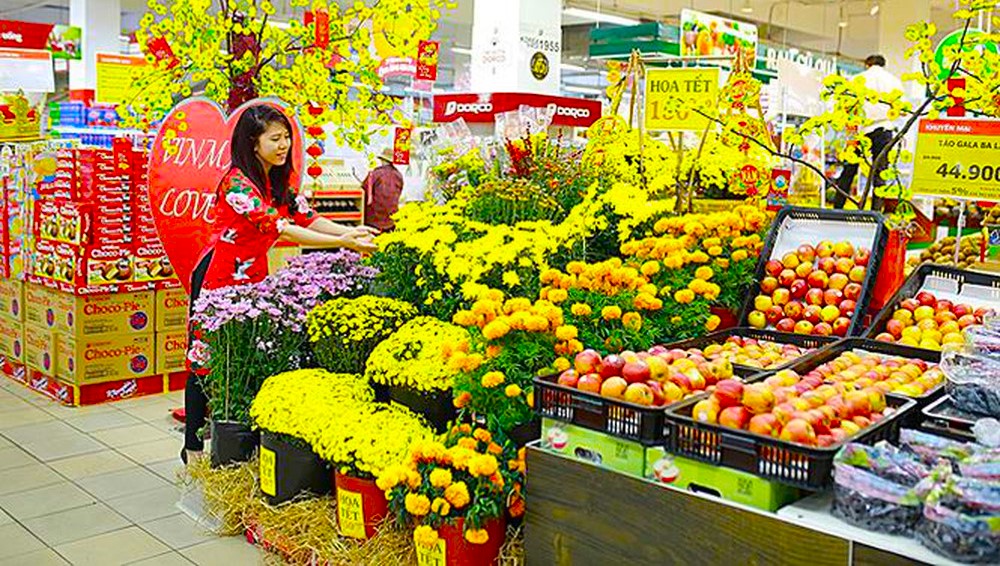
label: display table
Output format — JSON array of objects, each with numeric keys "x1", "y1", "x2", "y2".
[{"x1": 525, "y1": 446, "x2": 949, "y2": 566}]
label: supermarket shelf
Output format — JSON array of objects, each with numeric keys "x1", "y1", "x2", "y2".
[
  {"x1": 50, "y1": 126, "x2": 149, "y2": 137},
  {"x1": 313, "y1": 190, "x2": 364, "y2": 198},
  {"x1": 321, "y1": 212, "x2": 363, "y2": 221}
]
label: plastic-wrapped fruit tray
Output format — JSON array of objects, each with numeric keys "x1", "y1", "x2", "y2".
[
  {"x1": 864, "y1": 263, "x2": 1000, "y2": 350},
  {"x1": 663, "y1": 393, "x2": 916, "y2": 490},
  {"x1": 738, "y1": 206, "x2": 888, "y2": 338},
  {"x1": 776, "y1": 338, "x2": 945, "y2": 407},
  {"x1": 658, "y1": 327, "x2": 837, "y2": 377}
]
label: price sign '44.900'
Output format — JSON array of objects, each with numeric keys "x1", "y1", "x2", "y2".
[{"x1": 913, "y1": 119, "x2": 1000, "y2": 200}]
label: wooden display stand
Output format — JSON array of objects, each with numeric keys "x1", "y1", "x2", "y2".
[{"x1": 525, "y1": 446, "x2": 951, "y2": 565}]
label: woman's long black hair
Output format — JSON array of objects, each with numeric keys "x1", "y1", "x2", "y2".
[{"x1": 229, "y1": 104, "x2": 298, "y2": 212}]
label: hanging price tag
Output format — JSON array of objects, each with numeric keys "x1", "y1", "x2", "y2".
[
  {"x1": 259, "y1": 446, "x2": 276, "y2": 496},
  {"x1": 415, "y1": 538, "x2": 447, "y2": 566},
  {"x1": 336, "y1": 488, "x2": 366, "y2": 539},
  {"x1": 913, "y1": 119, "x2": 1000, "y2": 200}
]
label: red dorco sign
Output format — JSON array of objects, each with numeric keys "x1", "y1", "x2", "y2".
[
  {"x1": 0, "y1": 20, "x2": 52, "y2": 50},
  {"x1": 432, "y1": 93, "x2": 601, "y2": 128},
  {"x1": 147, "y1": 97, "x2": 304, "y2": 292}
]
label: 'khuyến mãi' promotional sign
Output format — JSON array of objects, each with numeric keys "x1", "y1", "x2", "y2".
[{"x1": 912, "y1": 119, "x2": 1000, "y2": 200}]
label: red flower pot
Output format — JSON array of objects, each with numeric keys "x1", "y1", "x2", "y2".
[
  {"x1": 417, "y1": 517, "x2": 506, "y2": 566},
  {"x1": 333, "y1": 471, "x2": 390, "y2": 540},
  {"x1": 709, "y1": 306, "x2": 739, "y2": 331}
]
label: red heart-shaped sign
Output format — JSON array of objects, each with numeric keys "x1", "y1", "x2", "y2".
[{"x1": 146, "y1": 97, "x2": 304, "y2": 292}]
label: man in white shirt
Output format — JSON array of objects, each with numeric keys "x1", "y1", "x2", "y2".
[{"x1": 833, "y1": 54, "x2": 905, "y2": 211}]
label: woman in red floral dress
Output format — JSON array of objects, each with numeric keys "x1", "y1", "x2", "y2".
[{"x1": 183, "y1": 104, "x2": 377, "y2": 462}]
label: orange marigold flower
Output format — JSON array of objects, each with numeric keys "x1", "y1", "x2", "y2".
[
  {"x1": 487, "y1": 442, "x2": 504, "y2": 455},
  {"x1": 554, "y1": 325, "x2": 578, "y2": 341},
  {"x1": 570, "y1": 303, "x2": 592, "y2": 317},
  {"x1": 453, "y1": 391, "x2": 472, "y2": 409},
  {"x1": 705, "y1": 315, "x2": 722, "y2": 331},
  {"x1": 482, "y1": 319, "x2": 510, "y2": 341},
  {"x1": 674, "y1": 289, "x2": 696, "y2": 304},
  {"x1": 405, "y1": 493, "x2": 431, "y2": 516},
  {"x1": 486, "y1": 345, "x2": 502, "y2": 358},
  {"x1": 640, "y1": 261, "x2": 660, "y2": 276},
  {"x1": 473, "y1": 428, "x2": 493, "y2": 443},
  {"x1": 444, "y1": 481, "x2": 471, "y2": 509},
  {"x1": 695, "y1": 266, "x2": 714, "y2": 281},
  {"x1": 504, "y1": 384, "x2": 522, "y2": 397},
  {"x1": 553, "y1": 357, "x2": 571, "y2": 372},
  {"x1": 481, "y1": 371, "x2": 505, "y2": 388},
  {"x1": 622, "y1": 311, "x2": 642, "y2": 331},
  {"x1": 601, "y1": 306, "x2": 622, "y2": 320},
  {"x1": 465, "y1": 528, "x2": 489, "y2": 545},
  {"x1": 732, "y1": 249, "x2": 749, "y2": 262}
]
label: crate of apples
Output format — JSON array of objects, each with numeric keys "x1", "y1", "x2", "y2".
[
  {"x1": 700, "y1": 335, "x2": 818, "y2": 370},
  {"x1": 746, "y1": 240, "x2": 870, "y2": 336},
  {"x1": 871, "y1": 290, "x2": 994, "y2": 351},
  {"x1": 557, "y1": 346, "x2": 737, "y2": 408}
]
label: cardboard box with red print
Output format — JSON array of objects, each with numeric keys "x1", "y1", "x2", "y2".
[
  {"x1": 0, "y1": 278, "x2": 24, "y2": 322},
  {"x1": 154, "y1": 287, "x2": 188, "y2": 331},
  {"x1": 0, "y1": 316, "x2": 24, "y2": 363},
  {"x1": 56, "y1": 332, "x2": 155, "y2": 384},
  {"x1": 155, "y1": 331, "x2": 187, "y2": 374},
  {"x1": 24, "y1": 283, "x2": 57, "y2": 329},
  {"x1": 54, "y1": 289, "x2": 153, "y2": 337},
  {"x1": 23, "y1": 323, "x2": 56, "y2": 376}
]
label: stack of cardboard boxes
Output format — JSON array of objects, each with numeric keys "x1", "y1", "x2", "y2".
[{"x1": 0, "y1": 140, "x2": 188, "y2": 405}]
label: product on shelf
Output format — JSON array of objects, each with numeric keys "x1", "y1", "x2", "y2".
[
  {"x1": 940, "y1": 341, "x2": 1000, "y2": 418},
  {"x1": 832, "y1": 443, "x2": 931, "y2": 535},
  {"x1": 910, "y1": 235, "x2": 984, "y2": 270},
  {"x1": 560, "y1": 346, "x2": 736, "y2": 408},
  {"x1": 871, "y1": 290, "x2": 993, "y2": 351},
  {"x1": 747, "y1": 240, "x2": 869, "y2": 336},
  {"x1": 695, "y1": 335, "x2": 816, "y2": 370},
  {"x1": 780, "y1": 350, "x2": 945, "y2": 398}
]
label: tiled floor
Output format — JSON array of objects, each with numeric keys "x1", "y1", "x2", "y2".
[{"x1": 0, "y1": 381, "x2": 263, "y2": 565}]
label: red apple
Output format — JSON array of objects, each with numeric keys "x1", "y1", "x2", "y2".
[
  {"x1": 875, "y1": 332, "x2": 895, "y2": 342},
  {"x1": 839, "y1": 299, "x2": 857, "y2": 317},
  {"x1": 742, "y1": 383, "x2": 776, "y2": 414},
  {"x1": 719, "y1": 406, "x2": 752, "y2": 430},
  {"x1": 816, "y1": 241, "x2": 835, "y2": 258},
  {"x1": 803, "y1": 305, "x2": 823, "y2": 324},
  {"x1": 828, "y1": 273, "x2": 849, "y2": 291},
  {"x1": 776, "y1": 318, "x2": 796, "y2": 333},
  {"x1": 782, "y1": 252, "x2": 801, "y2": 269},
  {"x1": 820, "y1": 304, "x2": 841, "y2": 323},
  {"x1": 714, "y1": 379, "x2": 745, "y2": 409},
  {"x1": 832, "y1": 317, "x2": 851, "y2": 337},
  {"x1": 577, "y1": 373, "x2": 602, "y2": 393},
  {"x1": 835, "y1": 257, "x2": 854, "y2": 274},
  {"x1": 807, "y1": 270, "x2": 830, "y2": 290},
  {"x1": 784, "y1": 300, "x2": 805, "y2": 320},
  {"x1": 824, "y1": 288, "x2": 844, "y2": 306},
  {"x1": 773, "y1": 402, "x2": 797, "y2": 424},
  {"x1": 794, "y1": 320, "x2": 814, "y2": 335},
  {"x1": 622, "y1": 361, "x2": 651, "y2": 384},
  {"x1": 916, "y1": 291, "x2": 937, "y2": 308},
  {"x1": 691, "y1": 398, "x2": 721, "y2": 424},
  {"x1": 599, "y1": 355, "x2": 626, "y2": 379},
  {"x1": 765, "y1": 259, "x2": 784, "y2": 277},
  {"x1": 900, "y1": 298, "x2": 920, "y2": 312},
  {"x1": 805, "y1": 288, "x2": 825, "y2": 306},
  {"x1": 886, "y1": 318, "x2": 904, "y2": 338},
  {"x1": 646, "y1": 381, "x2": 666, "y2": 406},
  {"x1": 813, "y1": 322, "x2": 834, "y2": 336},
  {"x1": 959, "y1": 314, "x2": 977, "y2": 328},
  {"x1": 575, "y1": 350, "x2": 602, "y2": 375},
  {"x1": 557, "y1": 369, "x2": 579, "y2": 388},
  {"x1": 854, "y1": 249, "x2": 871, "y2": 267},
  {"x1": 623, "y1": 383, "x2": 654, "y2": 406},
  {"x1": 954, "y1": 304, "x2": 973, "y2": 318},
  {"x1": 760, "y1": 276, "x2": 779, "y2": 294},
  {"x1": 797, "y1": 244, "x2": 817, "y2": 263},
  {"x1": 778, "y1": 269, "x2": 797, "y2": 288},
  {"x1": 844, "y1": 283, "x2": 862, "y2": 301},
  {"x1": 818, "y1": 257, "x2": 837, "y2": 274},
  {"x1": 772, "y1": 288, "x2": 791, "y2": 306},
  {"x1": 936, "y1": 299, "x2": 954, "y2": 313},
  {"x1": 780, "y1": 418, "x2": 818, "y2": 445},
  {"x1": 748, "y1": 413, "x2": 781, "y2": 437},
  {"x1": 747, "y1": 310, "x2": 767, "y2": 329},
  {"x1": 766, "y1": 306, "x2": 785, "y2": 325},
  {"x1": 848, "y1": 265, "x2": 866, "y2": 283},
  {"x1": 790, "y1": 279, "x2": 809, "y2": 299}
]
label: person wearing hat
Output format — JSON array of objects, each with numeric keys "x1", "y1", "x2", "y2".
[{"x1": 361, "y1": 147, "x2": 405, "y2": 232}]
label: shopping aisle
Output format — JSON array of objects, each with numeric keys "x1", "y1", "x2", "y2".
[{"x1": 0, "y1": 382, "x2": 263, "y2": 565}]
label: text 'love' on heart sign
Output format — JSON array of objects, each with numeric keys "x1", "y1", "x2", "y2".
[{"x1": 146, "y1": 97, "x2": 304, "y2": 292}]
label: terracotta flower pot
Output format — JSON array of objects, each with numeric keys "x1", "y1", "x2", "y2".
[
  {"x1": 417, "y1": 516, "x2": 506, "y2": 566},
  {"x1": 333, "y1": 471, "x2": 390, "y2": 540}
]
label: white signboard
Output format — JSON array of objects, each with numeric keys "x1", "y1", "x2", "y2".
[{"x1": 0, "y1": 47, "x2": 54, "y2": 92}]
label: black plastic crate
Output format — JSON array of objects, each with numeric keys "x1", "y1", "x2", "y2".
[
  {"x1": 660, "y1": 327, "x2": 837, "y2": 375},
  {"x1": 920, "y1": 395, "x2": 978, "y2": 442},
  {"x1": 664, "y1": 392, "x2": 916, "y2": 489},
  {"x1": 864, "y1": 263, "x2": 1000, "y2": 346},
  {"x1": 533, "y1": 372, "x2": 667, "y2": 446},
  {"x1": 769, "y1": 338, "x2": 944, "y2": 406},
  {"x1": 737, "y1": 206, "x2": 888, "y2": 338}
]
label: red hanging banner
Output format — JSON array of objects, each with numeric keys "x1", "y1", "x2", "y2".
[
  {"x1": 314, "y1": 10, "x2": 330, "y2": 49},
  {"x1": 416, "y1": 40, "x2": 439, "y2": 81},
  {"x1": 392, "y1": 127, "x2": 412, "y2": 165}
]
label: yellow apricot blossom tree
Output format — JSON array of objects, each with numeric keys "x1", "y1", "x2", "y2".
[{"x1": 123, "y1": 0, "x2": 453, "y2": 150}]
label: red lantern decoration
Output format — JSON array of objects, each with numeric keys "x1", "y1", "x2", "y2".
[
  {"x1": 307, "y1": 165, "x2": 323, "y2": 178},
  {"x1": 307, "y1": 126, "x2": 324, "y2": 137},
  {"x1": 307, "y1": 143, "x2": 324, "y2": 158}
]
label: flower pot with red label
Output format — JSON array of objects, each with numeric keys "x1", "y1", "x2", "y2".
[
  {"x1": 210, "y1": 420, "x2": 259, "y2": 468},
  {"x1": 259, "y1": 431, "x2": 330, "y2": 505},
  {"x1": 416, "y1": 517, "x2": 506, "y2": 566},
  {"x1": 333, "y1": 471, "x2": 390, "y2": 539}
]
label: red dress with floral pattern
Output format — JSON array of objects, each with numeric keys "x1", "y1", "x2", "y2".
[{"x1": 201, "y1": 169, "x2": 317, "y2": 290}]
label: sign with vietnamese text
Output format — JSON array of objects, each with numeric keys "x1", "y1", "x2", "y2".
[
  {"x1": 95, "y1": 53, "x2": 147, "y2": 104},
  {"x1": 0, "y1": 20, "x2": 81, "y2": 60},
  {"x1": 433, "y1": 92, "x2": 600, "y2": 128},
  {"x1": 0, "y1": 48, "x2": 53, "y2": 92},
  {"x1": 644, "y1": 68, "x2": 719, "y2": 131},
  {"x1": 913, "y1": 119, "x2": 1000, "y2": 200}
]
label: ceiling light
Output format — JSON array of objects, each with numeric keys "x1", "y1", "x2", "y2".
[
  {"x1": 838, "y1": 19, "x2": 849, "y2": 28},
  {"x1": 869, "y1": 2, "x2": 880, "y2": 16},
  {"x1": 740, "y1": 0, "x2": 754, "y2": 14},
  {"x1": 564, "y1": 85, "x2": 603, "y2": 95},
  {"x1": 561, "y1": 63, "x2": 587, "y2": 72},
  {"x1": 563, "y1": 7, "x2": 640, "y2": 27},
  {"x1": 451, "y1": 47, "x2": 472, "y2": 56}
]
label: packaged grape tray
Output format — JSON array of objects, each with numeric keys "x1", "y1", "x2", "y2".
[{"x1": 738, "y1": 206, "x2": 888, "y2": 338}]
